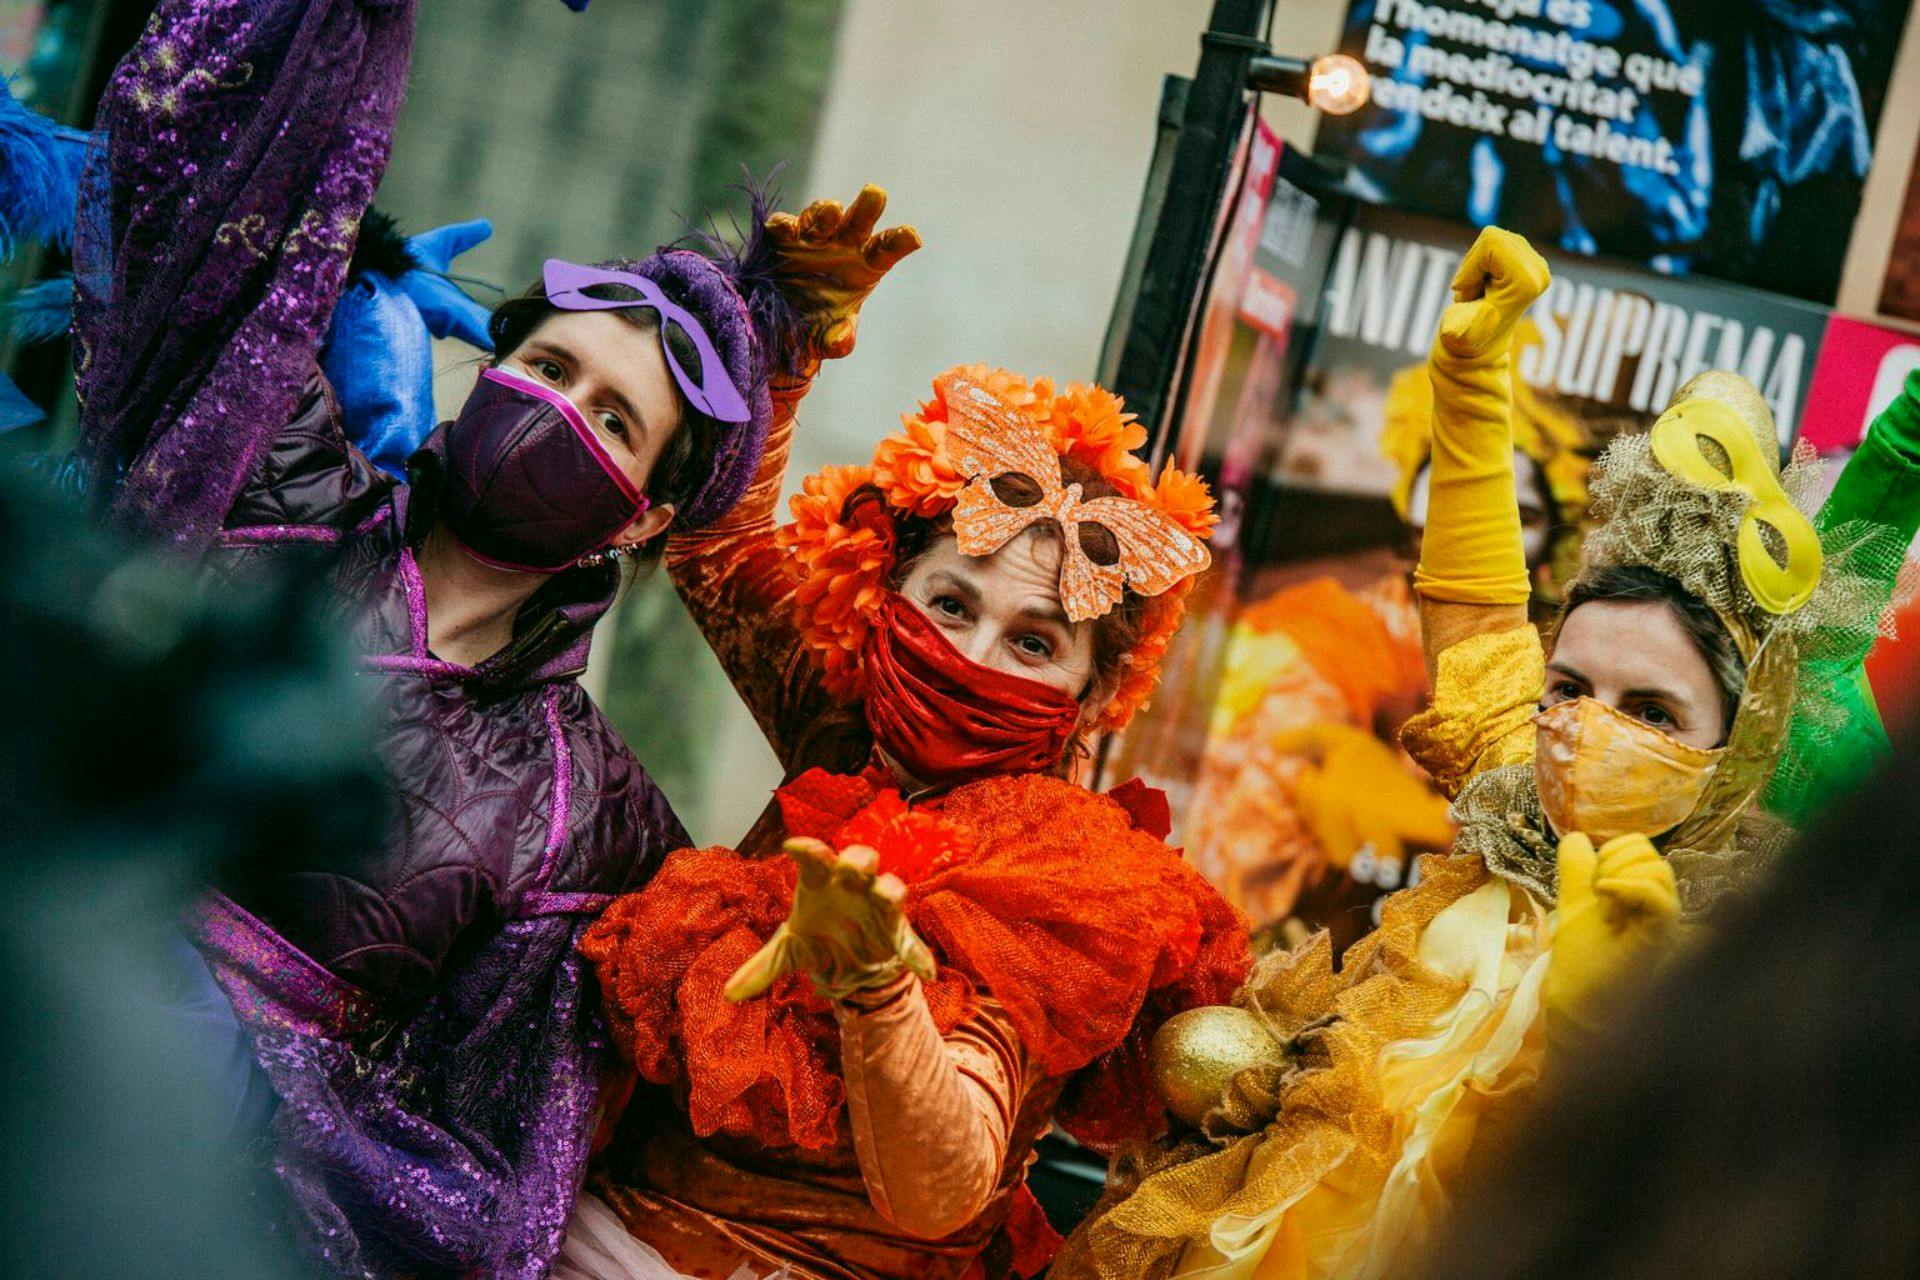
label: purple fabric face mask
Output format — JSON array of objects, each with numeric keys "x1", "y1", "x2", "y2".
[
  {"x1": 542, "y1": 258, "x2": 752, "y2": 424},
  {"x1": 441, "y1": 367, "x2": 650, "y2": 574}
]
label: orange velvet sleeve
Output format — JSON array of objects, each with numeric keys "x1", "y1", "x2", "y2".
[
  {"x1": 835, "y1": 975, "x2": 1026, "y2": 1241},
  {"x1": 665, "y1": 372, "x2": 860, "y2": 773}
]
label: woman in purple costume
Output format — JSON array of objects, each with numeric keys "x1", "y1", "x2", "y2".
[{"x1": 71, "y1": 2, "x2": 916, "y2": 1276}]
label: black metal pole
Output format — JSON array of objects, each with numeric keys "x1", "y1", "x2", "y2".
[{"x1": 1109, "y1": 0, "x2": 1273, "y2": 456}]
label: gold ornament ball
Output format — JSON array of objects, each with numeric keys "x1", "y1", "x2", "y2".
[{"x1": 1150, "y1": 1005, "x2": 1285, "y2": 1128}]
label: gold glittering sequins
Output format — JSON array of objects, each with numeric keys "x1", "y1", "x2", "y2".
[
  {"x1": 214, "y1": 213, "x2": 271, "y2": 261},
  {"x1": 285, "y1": 210, "x2": 359, "y2": 259},
  {"x1": 131, "y1": 38, "x2": 252, "y2": 118}
]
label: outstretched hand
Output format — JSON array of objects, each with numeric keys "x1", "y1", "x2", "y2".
[
  {"x1": 1435, "y1": 226, "x2": 1550, "y2": 364},
  {"x1": 766, "y1": 185, "x2": 922, "y2": 361},
  {"x1": 725, "y1": 837, "x2": 937, "y2": 1004}
]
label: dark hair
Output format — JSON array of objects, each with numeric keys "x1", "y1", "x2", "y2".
[
  {"x1": 1411, "y1": 726, "x2": 1920, "y2": 1280},
  {"x1": 1559, "y1": 565, "x2": 1745, "y2": 733},
  {"x1": 883, "y1": 454, "x2": 1150, "y2": 767},
  {"x1": 487, "y1": 276, "x2": 723, "y2": 566}
]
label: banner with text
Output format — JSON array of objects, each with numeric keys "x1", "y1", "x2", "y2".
[{"x1": 1313, "y1": 0, "x2": 1912, "y2": 304}]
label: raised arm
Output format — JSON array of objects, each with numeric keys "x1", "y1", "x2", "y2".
[
  {"x1": 1765, "y1": 367, "x2": 1920, "y2": 822},
  {"x1": 665, "y1": 371, "x2": 827, "y2": 767},
  {"x1": 665, "y1": 188, "x2": 918, "y2": 769},
  {"x1": 1414, "y1": 227, "x2": 1551, "y2": 663},
  {"x1": 1400, "y1": 228, "x2": 1553, "y2": 795},
  {"x1": 72, "y1": 0, "x2": 415, "y2": 545}
]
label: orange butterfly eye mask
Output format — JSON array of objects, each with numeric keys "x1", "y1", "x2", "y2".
[
  {"x1": 941, "y1": 377, "x2": 1212, "y2": 623},
  {"x1": 1649, "y1": 398, "x2": 1821, "y2": 615}
]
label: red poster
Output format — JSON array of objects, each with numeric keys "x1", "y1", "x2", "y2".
[{"x1": 1800, "y1": 314, "x2": 1920, "y2": 452}]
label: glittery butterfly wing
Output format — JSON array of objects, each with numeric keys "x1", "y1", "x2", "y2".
[
  {"x1": 944, "y1": 376, "x2": 1069, "y2": 560},
  {"x1": 1061, "y1": 495, "x2": 1212, "y2": 622}
]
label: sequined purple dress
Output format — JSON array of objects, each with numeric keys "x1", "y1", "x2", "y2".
[{"x1": 71, "y1": 5, "x2": 690, "y2": 1276}]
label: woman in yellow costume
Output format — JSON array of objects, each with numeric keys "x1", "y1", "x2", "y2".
[
  {"x1": 1182, "y1": 316, "x2": 1592, "y2": 949},
  {"x1": 1052, "y1": 225, "x2": 1917, "y2": 1280}
]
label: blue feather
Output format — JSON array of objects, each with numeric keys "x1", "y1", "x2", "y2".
[
  {"x1": 2, "y1": 273, "x2": 75, "y2": 344},
  {"x1": 0, "y1": 77, "x2": 89, "y2": 261},
  {"x1": 0, "y1": 373, "x2": 46, "y2": 433}
]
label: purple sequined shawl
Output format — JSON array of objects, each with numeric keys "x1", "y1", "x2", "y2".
[
  {"x1": 72, "y1": 0, "x2": 417, "y2": 547},
  {"x1": 190, "y1": 892, "x2": 609, "y2": 1280}
]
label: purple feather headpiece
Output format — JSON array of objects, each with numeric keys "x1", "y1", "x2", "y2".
[{"x1": 597, "y1": 183, "x2": 807, "y2": 531}]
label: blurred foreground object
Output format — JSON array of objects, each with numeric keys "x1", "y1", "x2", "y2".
[{"x1": 0, "y1": 468, "x2": 382, "y2": 1277}]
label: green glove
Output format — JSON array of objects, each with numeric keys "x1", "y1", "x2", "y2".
[{"x1": 1766, "y1": 367, "x2": 1920, "y2": 822}]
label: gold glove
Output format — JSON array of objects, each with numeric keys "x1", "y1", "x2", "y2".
[
  {"x1": 766, "y1": 185, "x2": 922, "y2": 361},
  {"x1": 1272, "y1": 724, "x2": 1457, "y2": 873},
  {"x1": 1414, "y1": 226, "x2": 1551, "y2": 606},
  {"x1": 725, "y1": 837, "x2": 937, "y2": 1004},
  {"x1": 1545, "y1": 831, "x2": 1681, "y2": 1040}
]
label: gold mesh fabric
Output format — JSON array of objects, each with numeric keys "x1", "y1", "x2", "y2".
[
  {"x1": 1399, "y1": 625, "x2": 1543, "y2": 798},
  {"x1": 1052, "y1": 856, "x2": 1528, "y2": 1280},
  {"x1": 1448, "y1": 763, "x2": 1557, "y2": 906}
]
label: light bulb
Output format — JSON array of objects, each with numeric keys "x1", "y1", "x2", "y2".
[{"x1": 1307, "y1": 54, "x2": 1370, "y2": 115}]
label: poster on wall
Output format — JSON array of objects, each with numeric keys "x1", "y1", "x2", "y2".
[
  {"x1": 1313, "y1": 0, "x2": 1914, "y2": 304},
  {"x1": 1113, "y1": 197, "x2": 1831, "y2": 954},
  {"x1": 1799, "y1": 314, "x2": 1920, "y2": 730},
  {"x1": 1100, "y1": 135, "x2": 1351, "y2": 853}
]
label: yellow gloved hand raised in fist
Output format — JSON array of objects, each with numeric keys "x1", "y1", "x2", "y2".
[
  {"x1": 1415, "y1": 227, "x2": 1553, "y2": 607},
  {"x1": 1545, "y1": 831, "x2": 1682, "y2": 1044},
  {"x1": 725, "y1": 837, "x2": 938, "y2": 1005},
  {"x1": 765, "y1": 185, "x2": 922, "y2": 363}
]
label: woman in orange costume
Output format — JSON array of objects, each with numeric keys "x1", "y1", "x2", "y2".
[{"x1": 556, "y1": 238, "x2": 1249, "y2": 1278}]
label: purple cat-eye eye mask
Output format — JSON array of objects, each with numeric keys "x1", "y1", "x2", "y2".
[{"x1": 542, "y1": 258, "x2": 752, "y2": 425}]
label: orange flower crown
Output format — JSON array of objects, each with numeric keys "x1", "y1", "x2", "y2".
[{"x1": 777, "y1": 365, "x2": 1218, "y2": 731}]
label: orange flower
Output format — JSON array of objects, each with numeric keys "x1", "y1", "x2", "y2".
[
  {"x1": 838, "y1": 792, "x2": 973, "y2": 884},
  {"x1": 872, "y1": 414, "x2": 964, "y2": 517},
  {"x1": 919, "y1": 364, "x2": 1054, "y2": 424},
  {"x1": 1150, "y1": 464, "x2": 1219, "y2": 537},
  {"x1": 1043, "y1": 383, "x2": 1150, "y2": 493},
  {"x1": 780, "y1": 464, "x2": 896, "y2": 699},
  {"x1": 1094, "y1": 581, "x2": 1194, "y2": 732}
]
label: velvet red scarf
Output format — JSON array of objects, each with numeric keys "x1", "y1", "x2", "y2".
[{"x1": 861, "y1": 594, "x2": 1081, "y2": 787}]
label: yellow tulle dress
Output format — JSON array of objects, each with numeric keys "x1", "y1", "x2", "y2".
[{"x1": 1052, "y1": 620, "x2": 1551, "y2": 1280}]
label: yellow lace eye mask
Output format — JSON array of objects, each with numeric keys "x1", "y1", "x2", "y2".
[{"x1": 1650, "y1": 398, "x2": 1822, "y2": 614}]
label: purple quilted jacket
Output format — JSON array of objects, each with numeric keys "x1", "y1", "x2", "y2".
[
  {"x1": 186, "y1": 367, "x2": 689, "y2": 1278},
  {"x1": 206, "y1": 371, "x2": 685, "y2": 1007}
]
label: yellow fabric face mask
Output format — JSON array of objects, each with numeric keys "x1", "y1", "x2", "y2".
[{"x1": 1533, "y1": 697, "x2": 1723, "y2": 843}]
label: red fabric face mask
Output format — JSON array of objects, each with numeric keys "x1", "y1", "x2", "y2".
[{"x1": 861, "y1": 593, "x2": 1083, "y2": 788}]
